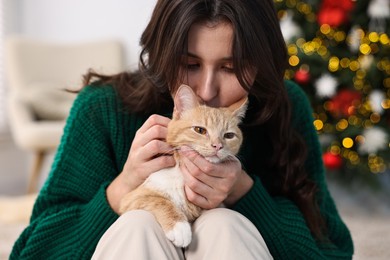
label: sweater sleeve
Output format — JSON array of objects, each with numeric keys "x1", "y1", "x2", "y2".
[
  {"x1": 233, "y1": 81, "x2": 354, "y2": 259},
  {"x1": 10, "y1": 86, "x2": 123, "y2": 259}
]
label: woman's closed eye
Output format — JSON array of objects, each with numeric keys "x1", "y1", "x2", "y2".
[
  {"x1": 222, "y1": 65, "x2": 234, "y2": 73},
  {"x1": 221, "y1": 61, "x2": 234, "y2": 73},
  {"x1": 186, "y1": 63, "x2": 200, "y2": 70},
  {"x1": 182, "y1": 61, "x2": 234, "y2": 73}
]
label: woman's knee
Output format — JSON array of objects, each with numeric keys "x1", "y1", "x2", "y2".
[
  {"x1": 114, "y1": 210, "x2": 161, "y2": 235},
  {"x1": 118, "y1": 210, "x2": 155, "y2": 224},
  {"x1": 187, "y1": 208, "x2": 272, "y2": 259},
  {"x1": 94, "y1": 210, "x2": 184, "y2": 260},
  {"x1": 195, "y1": 208, "x2": 252, "y2": 231}
]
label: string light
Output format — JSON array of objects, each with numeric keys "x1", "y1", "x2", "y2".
[
  {"x1": 379, "y1": 34, "x2": 389, "y2": 45},
  {"x1": 348, "y1": 151, "x2": 360, "y2": 165},
  {"x1": 368, "y1": 155, "x2": 386, "y2": 174},
  {"x1": 382, "y1": 99, "x2": 390, "y2": 109},
  {"x1": 359, "y1": 43, "x2": 371, "y2": 55},
  {"x1": 384, "y1": 78, "x2": 390, "y2": 88},
  {"x1": 356, "y1": 70, "x2": 366, "y2": 79},
  {"x1": 349, "y1": 115, "x2": 362, "y2": 126},
  {"x1": 313, "y1": 119, "x2": 324, "y2": 131},
  {"x1": 342, "y1": 137, "x2": 354, "y2": 149},
  {"x1": 368, "y1": 32, "x2": 379, "y2": 43},
  {"x1": 349, "y1": 60, "x2": 360, "y2": 71},
  {"x1": 286, "y1": 0, "x2": 297, "y2": 8},
  {"x1": 334, "y1": 31, "x2": 346, "y2": 42},
  {"x1": 317, "y1": 45, "x2": 328, "y2": 56},
  {"x1": 329, "y1": 57, "x2": 340, "y2": 72},
  {"x1": 289, "y1": 55, "x2": 300, "y2": 66},
  {"x1": 330, "y1": 145, "x2": 341, "y2": 155},
  {"x1": 336, "y1": 119, "x2": 348, "y2": 131},
  {"x1": 287, "y1": 44, "x2": 298, "y2": 55},
  {"x1": 340, "y1": 58, "x2": 350, "y2": 68},
  {"x1": 370, "y1": 113, "x2": 381, "y2": 123},
  {"x1": 320, "y1": 24, "x2": 331, "y2": 35}
]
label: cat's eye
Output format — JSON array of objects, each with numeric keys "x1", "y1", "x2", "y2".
[
  {"x1": 224, "y1": 132, "x2": 235, "y2": 139},
  {"x1": 193, "y1": 126, "x2": 207, "y2": 135}
]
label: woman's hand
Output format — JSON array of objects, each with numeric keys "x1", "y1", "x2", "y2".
[
  {"x1": 179, "y1": 148, "x2": 253, "y2": 209},
  {"x1": 107, "y1": 114, "x2": 176, "y2": 213},
  {"x1": 122, "y1": 114, "x2": 176, "y2": 189}
]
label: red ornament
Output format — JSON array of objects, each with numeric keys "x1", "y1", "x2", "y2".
[
  {"x1": 323, "y1": 152, "x2": 343, "y2": 170},
  {"x1": 328, "y1": 89, "x2": 361, "y2": 118},
  {"x1": 294, "y1": 69, "x2": 311, "y2": 85},
  {"x1": 317, "y1": 0, "x2": 355, "y2": 27}
]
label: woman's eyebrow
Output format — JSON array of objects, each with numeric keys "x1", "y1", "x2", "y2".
[
  {"x1": 186, "y1": 52, "x2": 200, "y2": 58},
  {"x1": 185, "y1": 52, "x2": 233, "y2": 61}
]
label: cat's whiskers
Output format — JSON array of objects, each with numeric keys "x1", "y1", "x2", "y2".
[
  {"x1": 223, "y1": 154, "x2": 241, "y2": 163},
  {"x1": 159, "y1": 146, "x2": 196, "y2": 157}
]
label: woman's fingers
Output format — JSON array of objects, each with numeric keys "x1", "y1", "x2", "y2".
[
  {"x1": 180, "y1": 155, "x2": 226, "y2": 209},
  {"x1": 134, "y1": 124, "x2": 168, "y2": 147},
  {"x1": 180, "y1": 154, "x2": 213, "y2": 186},
  {"x1": 122, "y1": 114, "x2": 173, "y2": 187},
  {"x1": 184, "y1": 185, "x2": 211, "y2": 208},
  {"x1": 183, "y1": 175, "x2": 225, "y2": 209},
  {"x1": 137, "y1": 139, "x2": 172, "y2": 161},
  {"x1": 136, "y1": 114, "x2": 171, "y2": 135},
  {"x1": 179, "y1": 148, "x2": 242, "y2": 209},
  {"x1": 130, "y1": 114, "x2": 172, "y2": 160},
  {"x1": 146, "y1": 154, "x2": 176, "y2": 174}
]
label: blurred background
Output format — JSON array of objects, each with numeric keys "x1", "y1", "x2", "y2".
[
  {"x1": 275, "y1": 0, "x2": 390, "y2": 190},
  {"x1": 0, "y1": 0, "x2": 389, "y2": 259},
  {"x1": 0, "y1": 0, "x2": 156, "y2": 194}
]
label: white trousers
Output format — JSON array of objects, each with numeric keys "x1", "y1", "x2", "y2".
[{"x1": 92, "y1": 208, "x2": 273, "y2": 260}]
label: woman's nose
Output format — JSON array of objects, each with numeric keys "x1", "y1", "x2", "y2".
[{"x1": 196, "y1": 70, "x2": 218, "y2": 104}]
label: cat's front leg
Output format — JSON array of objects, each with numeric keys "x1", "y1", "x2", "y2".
[
  {"x1": 120, "y1": 187, "x2": 192, "y2": 247},
  {"x1": 165, "y1": 220, "x2": 192, "y2": 248}
]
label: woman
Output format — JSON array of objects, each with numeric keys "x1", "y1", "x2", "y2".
[{"x1": 11, "y1": 0, "x2": 353, "y2": 259}]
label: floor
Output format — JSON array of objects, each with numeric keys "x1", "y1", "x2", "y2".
[{"x1": 0, "y1": 134, "x2": 390, "y2": 259}]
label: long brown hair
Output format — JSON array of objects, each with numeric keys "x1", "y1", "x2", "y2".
[{"x1": 84, "y1": 0, "x2": 326, "y2": 239}]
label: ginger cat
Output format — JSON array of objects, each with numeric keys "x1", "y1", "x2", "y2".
[{"x1": 119, "y1": 85, "x2": 247, "y2": 247}]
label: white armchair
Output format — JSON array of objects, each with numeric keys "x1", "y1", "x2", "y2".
[{"x1": 4, "y1": 36, "x2": 125, "y2": 193}]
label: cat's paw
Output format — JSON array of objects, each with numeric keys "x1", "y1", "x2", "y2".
[{"x1": 165, "y1": 221, "x2": 192, "y2": 247}]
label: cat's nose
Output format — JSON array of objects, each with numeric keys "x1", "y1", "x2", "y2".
[{"x1": 212, "y1": 143, "x2": 223, "y2": 151}]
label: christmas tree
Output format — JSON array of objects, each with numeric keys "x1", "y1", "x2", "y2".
[{"x1": 274, "y1": 0, "x2": 390, "y2": 189}]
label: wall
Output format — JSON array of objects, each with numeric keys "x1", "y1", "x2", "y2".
[
  {"x1": 1, "y1": 0, "x2": 22, "y2": 133},
  {"x1": 15, "y1": 0, "x2": 157, "y2": 68},
  {"x1": 3, "y1": 0, "x2": 21, "y2": 34}
]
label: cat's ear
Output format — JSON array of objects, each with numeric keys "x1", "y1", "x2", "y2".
[
  {"x1": 228, "y1": 97, "x2": 248, "y2": 122},
  {"x1": 173, "y1": 84, "x2": 199, "y2": 119}
]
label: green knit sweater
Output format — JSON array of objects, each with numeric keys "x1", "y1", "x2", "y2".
[{"x1": 10, "y1": 80, "x2": 353, "y2": 259}]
